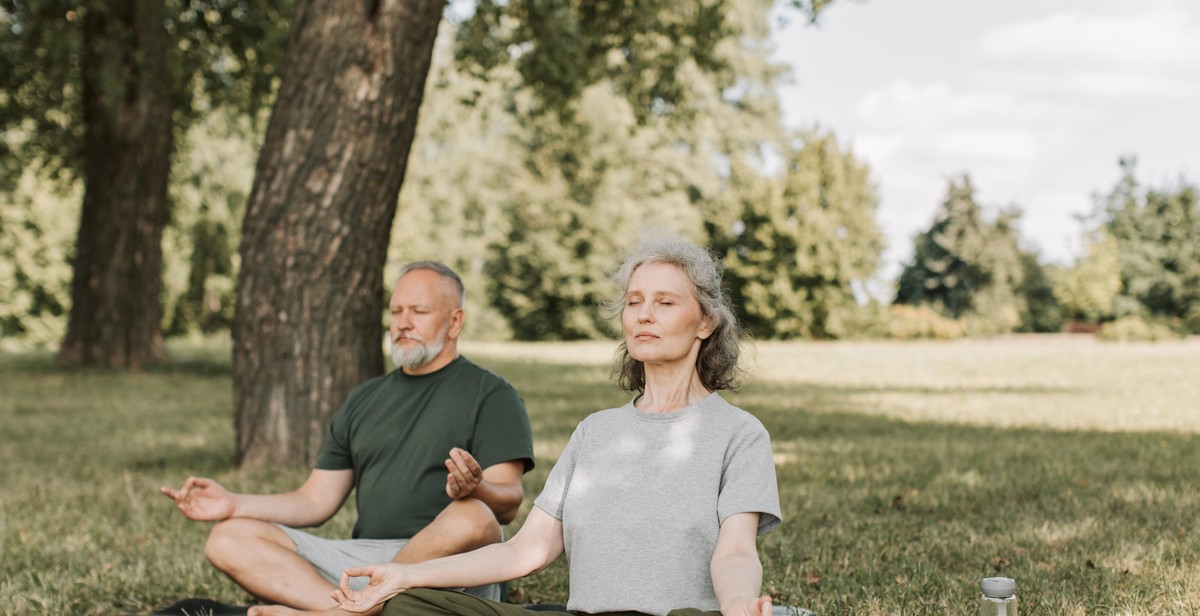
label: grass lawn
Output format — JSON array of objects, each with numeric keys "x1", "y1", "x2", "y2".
[{"x1": 1, "y1": 337, "x2": 1198, "y2": 615}]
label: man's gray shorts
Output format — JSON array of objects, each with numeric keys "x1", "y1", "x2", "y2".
[{"x1": 277, "y1": 525, "x2": 501, "y2": 600}]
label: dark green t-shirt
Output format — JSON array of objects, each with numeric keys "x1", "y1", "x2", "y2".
[{"x1": 315, "y1": 355, "x2": 534, "y2": 539}]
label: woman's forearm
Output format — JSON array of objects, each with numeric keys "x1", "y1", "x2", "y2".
[
  {"x1": 409, "y1": 506, "x2": 565, "y2": 589},
  {"x1": 711, "y1": 512, "x2": 768, "y2": 615},
  {"x1": 711, "y1": 548, "x2": 764, "y2": 613},
  {"x1": 406, "y1": 538, "x2": 543, "y2": 588}
]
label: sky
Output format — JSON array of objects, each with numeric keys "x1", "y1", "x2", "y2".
[{"x1": 771, "y1": 0, "x2": 1200, "y2": 283}]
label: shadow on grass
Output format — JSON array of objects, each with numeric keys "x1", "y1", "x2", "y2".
[{"x1": 0, "y1": 345, "x2": 231, "y2": 378}]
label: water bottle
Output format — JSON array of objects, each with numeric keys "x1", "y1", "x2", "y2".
[{"x1": 979, "y1": 577, "x2": 1018, "y2": 616}]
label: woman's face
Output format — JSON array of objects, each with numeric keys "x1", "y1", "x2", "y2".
[{"x1": 622, "y1": 262, "x2": 713, "y2": 365}]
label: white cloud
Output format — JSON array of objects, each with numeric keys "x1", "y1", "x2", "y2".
[
  {"x1": 1062, "y1": 71, "x2": 1200, "y2": 98},
  {"x1": 854, "y1": 79, "x2": 1082, "y2": 131},
  {"x1": 932, "y1": 129, "x2": 1038, "y2": 164},
  {"x1": 970, "y1": 69, "x2": 1200, "y2": 101},
  {"x1": 977, "y1": 7, "x2": 1200, "y2": 69},
  {"x1": 854, "y1": 133, "x2": 906, "y2": 163}
]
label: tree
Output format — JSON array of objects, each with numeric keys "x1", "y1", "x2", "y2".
[
  {"x1": 483, "y1": 0, "x2": 809, "y2": 341},
  {"x1": 894, "y1": 174, "x2": 1025, "y2": 333},
  {"x1": 56, "y1": 0, "x2": 175, "y2": 367},
  {"x1": 715, "y1": 129, "x2": 883, "y2": 339},
  {"x1": 1016, "y1": 247, "x2": 1064, "y2": 333},
  {"x1": 234, "y1": 0, "x2": 839, "y2": 465},
  {"x1": 164, "y1": 112, "x2": 258, "y2": 337},
  {"x1": 233, "y1": 0, "x2": 450, "y2": 467},
  {"x1": 0, "y1": 0, "x2": 289, "y2": 367},
  {"x1": 1052, "y1": 227, "x2": 1121, "y2": 324},
  {"x1": 1098, "y1": 157, "x2": 1200, "y2": 331},
  {"x1": 485, "y1": 83, "x2": 715, "y2": 340}
]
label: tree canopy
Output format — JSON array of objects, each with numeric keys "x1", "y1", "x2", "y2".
[{"x1": 894, "y1": 174, "x2": 1028, "y2": 333}]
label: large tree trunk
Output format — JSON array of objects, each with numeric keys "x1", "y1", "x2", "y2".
[
  {"x1": 58, "y1": 0, "x2": 172, "y2": 369},
  {"x1": 234, "y1": 0, "x2": 446, "y2": 467}
]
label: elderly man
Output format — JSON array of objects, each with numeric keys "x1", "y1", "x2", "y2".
[{"x1": 162, "y1": 261, "x2": 534, "y2": 615}]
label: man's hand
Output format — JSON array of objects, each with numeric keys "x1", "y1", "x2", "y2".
[
  {"x1": 160, "y1": 476, "x2": 238, "y2": 521},
  {"x1": 331, "y1": 563, "x2": 411, "y2": 613},
  {"x1": 724, "y1": 595, "x2": 773, "y2": 616},
  {"x1": 444, "y1": 448, "x2": 484, "y2": 500}
]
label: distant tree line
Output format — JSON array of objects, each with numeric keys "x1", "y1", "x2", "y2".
[{"x1": 4, "y1": 3, "x2": 1198, "y2": 354}]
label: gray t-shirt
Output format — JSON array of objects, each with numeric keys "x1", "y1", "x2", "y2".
[{"x1": 534, "y1": 393, "x2": 782, "y2": 616}]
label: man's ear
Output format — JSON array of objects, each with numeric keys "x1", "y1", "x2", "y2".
[{"x1": 448, "y1": 307, "x2": 466, "y2": 340}]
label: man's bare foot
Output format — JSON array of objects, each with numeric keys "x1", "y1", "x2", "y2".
[{"x1": 246, "y1": 605, "x2": 345, "y2": 616}]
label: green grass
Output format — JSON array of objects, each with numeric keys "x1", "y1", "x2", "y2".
[{"x1": 2, "y1": 337, "x2": 1199, "y2": 615}]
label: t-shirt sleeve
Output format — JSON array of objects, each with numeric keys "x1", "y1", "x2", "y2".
[
  {"x1": 533, "y1": 423, "x2": 584, "y2": 520},
  {"x1": 471, "y1": 384, "x2": 536, "y2": 473},
  {"x1": 314, "y1": 388, "x2": 358, "y2": 471},
  {"x1": 717, "y1": 419, "x2": 782, "y2": 535}
]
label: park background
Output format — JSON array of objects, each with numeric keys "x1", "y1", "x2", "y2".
[{"x1": 2, "y1": 0, "x2": 1199, "y2": 613}]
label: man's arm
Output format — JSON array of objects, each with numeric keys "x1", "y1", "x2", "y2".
[
  {"x1": 161, "y1": 468, "x2": 355, "y2": 528},
  {"x1": 444, "y1": 448, "x2": 525, "y2": 524}
]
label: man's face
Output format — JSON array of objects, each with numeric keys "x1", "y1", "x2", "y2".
[{"x1": 388, "y1": 269, "x2": 462, "y2": 371}]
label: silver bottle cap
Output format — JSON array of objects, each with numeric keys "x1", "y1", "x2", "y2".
[{"x1": 982, "y1": 577, "x2": 1016, "y2": 598}]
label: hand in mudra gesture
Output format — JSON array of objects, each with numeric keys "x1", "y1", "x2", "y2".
[
  {"x1": 444, "y1": 447, "x2": 483, "y2": 499},
  {"x1": 330, "y1": 563, "x2": 411, "y2": 613},
  {"x1": 160, "y1": 476, "x2": 237, "y2": 521}
]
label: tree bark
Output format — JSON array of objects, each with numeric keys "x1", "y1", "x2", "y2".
[
  {"x1": 234, "y1": 0, "x2": 446, "y2": 467},
  {"x1": 58, "y1": 0, "x2": 172, "y2": 369}
]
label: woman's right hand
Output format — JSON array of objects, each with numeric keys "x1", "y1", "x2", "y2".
[{"x1": 332, "y1": 564, "x2": 411, "y2": 613}]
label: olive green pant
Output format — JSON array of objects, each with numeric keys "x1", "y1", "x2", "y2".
[{"x1": 382, "y1": 588, "x2": 721, "y2": 616}]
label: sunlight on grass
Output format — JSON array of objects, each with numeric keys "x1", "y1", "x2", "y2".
[{"x1": 748, "y1": 338, "x2": 1200, "y2": 433}]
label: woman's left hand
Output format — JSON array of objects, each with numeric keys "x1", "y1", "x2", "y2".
[{"x1": 330, "y1": 563, "x2": 411, "y2": 613}]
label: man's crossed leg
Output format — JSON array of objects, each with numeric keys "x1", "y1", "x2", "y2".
[{"x1": 205, "y1": 499, "x2": 502, "y2": 616}]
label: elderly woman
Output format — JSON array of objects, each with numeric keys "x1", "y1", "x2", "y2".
[{"x1": 334, "y1": 235, "x2": 781, "y2": 616}]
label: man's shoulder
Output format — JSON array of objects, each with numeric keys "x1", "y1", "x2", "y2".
[
  {"x1": 451, "y1": 355, "x2": 518, "y2": 393},
  {"x1": 331, "y1": 372, "x2": 397, "y2": 418},
  {"x1": 347, "y1": 371, "x2": 395, "y2": 397}
]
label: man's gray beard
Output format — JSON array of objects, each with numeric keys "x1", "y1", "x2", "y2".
[{"x1": 390, "y1": 334, "x2": 446, "y2": 370}]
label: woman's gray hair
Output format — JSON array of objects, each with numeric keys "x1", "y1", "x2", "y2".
[{"x1": 603, "y1": 234, "x2": 744, "y2": 392}]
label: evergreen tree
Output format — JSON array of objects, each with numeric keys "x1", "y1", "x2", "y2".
[{"x1": 894, "y1": 174, "x2": 1025, "y2": 333}]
